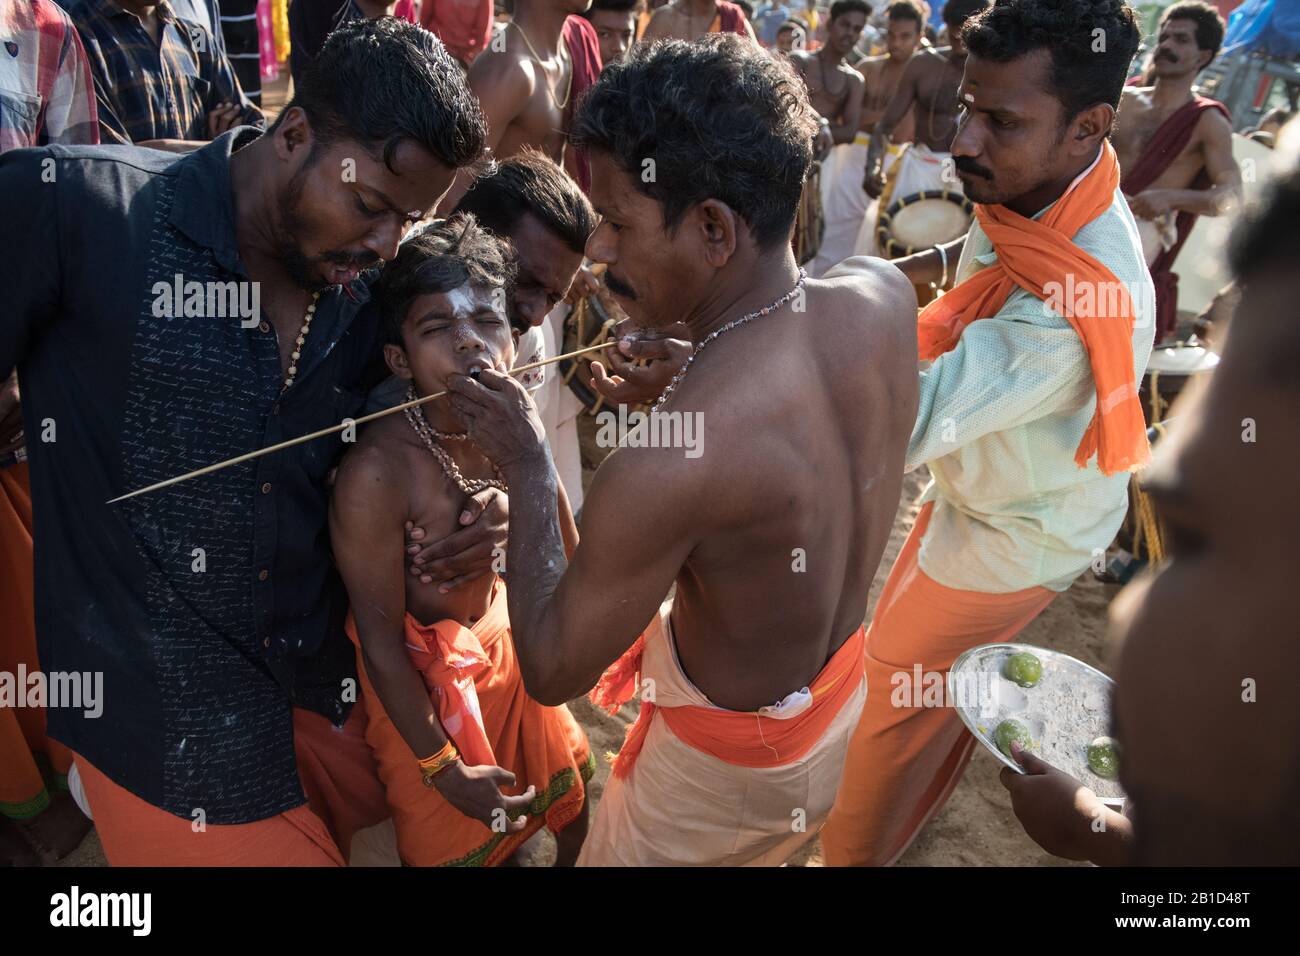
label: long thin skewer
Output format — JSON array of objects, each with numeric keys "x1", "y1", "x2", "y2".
[{"x1": 106, "y1": 340, "x2": 618, "y2": 504}]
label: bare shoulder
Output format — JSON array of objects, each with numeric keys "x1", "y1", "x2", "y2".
[
  {"x1": 1196, "y1": 104, "x2": 1233, "y2": 139},
  {"x1": 331, "y1": 418, "x2": 410, "y2": 516},
  {"x1": 856, "y1": 53, "x2": 887, "y2": 78},
  {"x1": 814, "y1": 257, "x2": 918, "y2": 357},
  {"x1": 467, "y1": 43, "x2": 533, "y2": 94},
  {"x1": 821, "y1": 256, "x2": 916, "y2": 313}
]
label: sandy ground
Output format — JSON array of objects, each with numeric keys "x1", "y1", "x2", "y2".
[{"x1": 49, "y1": 74, "x2": 1116, "y2": 867}]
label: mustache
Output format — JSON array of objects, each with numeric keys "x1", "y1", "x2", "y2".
[
  {"x1": 605, "y1": 270, "x2": 637, "y2": 300},
  {"x1": 954, "y1": 156, "x2": 993, "y2": 180},
  {"x1": 322, "y1": 250, "x2": 380, "y2": 270},
  {"x1": 1156, "y1": 49, "x2": 1178, "y2": 62}
]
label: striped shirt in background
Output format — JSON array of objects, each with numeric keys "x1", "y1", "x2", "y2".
[
  {"x1": 0, "y1": 0, "x2": 100, "y2": 150},
  {"x1": 63, "y1": 0, "x2": 263, "y2": 143},
  {"x1": 218, "y1": 0, "x2": 259, "y2": 104}
]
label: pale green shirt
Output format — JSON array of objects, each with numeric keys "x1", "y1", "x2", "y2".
[{"x1": 909, "y1": 175, "x2": 1156, "y2": 594}]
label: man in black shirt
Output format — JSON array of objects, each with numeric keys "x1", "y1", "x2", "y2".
[{"x1": 0, "y1": 18, "x2": 491, "y2": 864}]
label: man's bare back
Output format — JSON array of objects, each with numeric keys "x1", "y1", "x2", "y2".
[
  {"x1": 584, "y1": 258, "x2": 917, "y2": 710},
  {"x1": 643, "y1": 0, "x2": 757, "y2": 42}
]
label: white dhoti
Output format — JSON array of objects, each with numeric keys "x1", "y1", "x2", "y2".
[
  {"x1": 853, "y1": 142, "x2": 955, "y2": 258},
  {"x1": 809, "y1": 133, "x2": 872, "y2": 278},
  {"x1": 522, "y1": 305, "x2": 586, "y2": 513},
  {"x1": 577, "y1": 600, "x2": 867, "y2": 867}
]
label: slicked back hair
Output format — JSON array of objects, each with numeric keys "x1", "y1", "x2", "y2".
[
  {"x1": 572, "y1": 34, "x2": 818, "y2": 251},
  {"x1": 378, "y1": 214, "x2": 516, "y2": 346},
  {"x1": 964, "y1": 0, "x2": 1141, "y2": 127},
  {"x1": 278, "y1": 17, "x2": 486, "y2": 174},
  {"x1": 454, "y1": 149, "x2": 597, "y2": 255}
]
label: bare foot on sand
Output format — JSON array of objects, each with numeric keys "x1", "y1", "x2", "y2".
[
  {"x1": 0, "y1": 817, "x2": 41, "y2": 866},
  {"x1": 16, "y1": 792, "x2": 91, "y2": 861}
]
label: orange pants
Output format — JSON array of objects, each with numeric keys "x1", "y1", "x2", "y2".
[
  {"x1": 0, "y1": 463, "x2": 74, "y2": 821},
  {"x1": 820, "y1": 503, "x2": 1057, "y2": 866},
  {"x1": 76, "y1": 702, "x2": 389, "y2": 866}
]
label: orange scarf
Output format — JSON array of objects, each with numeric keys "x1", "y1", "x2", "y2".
[
  {"x1": 399, "y1": 585, "x2": 509, "y2": 769},
  {"x1": 917, "y1": 142, "x2": 1149, "y2": 475},
  {"x1": 591, "y1": 626, "x2": 865, "y2": 779}
]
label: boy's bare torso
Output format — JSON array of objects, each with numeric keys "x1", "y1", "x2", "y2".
[{"x1": 342, "y1": 414, "x2": 498, "y2": 628}]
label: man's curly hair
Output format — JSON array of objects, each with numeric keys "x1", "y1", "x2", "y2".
[
  {"x1": 964, "y1": 0, "x2": 1141, "y2": 127},
  {"x1": 571, "y1": 33, "x2": 819, "y2": 251}
]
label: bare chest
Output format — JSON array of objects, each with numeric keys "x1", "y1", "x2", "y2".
[{"x1": 1116, "y1": 100, "x2": 1207, "y2": 190}]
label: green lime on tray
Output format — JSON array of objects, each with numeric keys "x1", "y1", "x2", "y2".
[
  {"x1": 1002, "y1": 651, "x2": 1043, "y2": 688},
  {"x1": 994, "y1": 719, "x2": 1032, "y2": 758},
  {"x1": 1087, "y1": 736, "x2": 1120, "y2": 779}
]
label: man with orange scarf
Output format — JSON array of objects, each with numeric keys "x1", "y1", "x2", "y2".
[{"x1": 821, "y1": 0, "x2": 1155, "y2": 866}]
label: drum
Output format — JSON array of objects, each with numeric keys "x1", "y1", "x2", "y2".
[
  {"x1": 875, "y1": 188, "x2": 973, "y2": 260},
  {"x1": 1140, "y1": 342, "x2": 1219, "y2": 424},
  {"x1": 793, "y1": 161, "x2": 825, "y2": 266}
]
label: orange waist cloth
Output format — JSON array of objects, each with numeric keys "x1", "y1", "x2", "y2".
[
  {"x1": 917, "y1": 141, "x2": 1149, "y2": 476},
  {"x1": 346, "y1": 583, "x2": 591, "y2": 866},
  {"x1": 1, "y1": 463, "x2": 74, "y2": 819},
  {"x1": 591, "y1": 623, "x2": 866, "y2": 779}
]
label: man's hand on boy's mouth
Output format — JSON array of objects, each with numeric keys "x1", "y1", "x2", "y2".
[
  {"x1": 405, "y1": 488, "x2": 509, "y2": 592},
  {"x1": 445, "y1": 368, "x2": 548, "y2": 471}
]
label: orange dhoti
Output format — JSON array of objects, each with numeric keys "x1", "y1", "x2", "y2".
[
  {"x1": 820, "y1": 502, "x2": 1057, "y2": 866},
  {"x1": 0, "y1": 463, "x2": 75, "y2": 822},
  {"x1": 579, "y1": 599, "x2": 867, "y2": 866},
  {"x1": 347, "y1": 582, "x2": 593, "y2": 866},
  {"x1": 73, "y1": 701, "x2": 388, "y2": 866}
]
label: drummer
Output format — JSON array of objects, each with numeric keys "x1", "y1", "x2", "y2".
[
  {"x1": 821, "y1": 0, "x2": 1155, "y2": 866},
  {"x1": 855, "y1": 0, "x2": 988, "y2": 257},
  {"x1": 787, "y1": 1, "x2": 868, "y2": 277}
]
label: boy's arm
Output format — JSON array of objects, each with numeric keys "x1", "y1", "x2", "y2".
[{"x1": 330, "y1": 449, "x2": 534, "y2": 831}]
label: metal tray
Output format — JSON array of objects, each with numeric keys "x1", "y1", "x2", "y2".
[{"x1": 949, "y1": 642, "x2": 1126, "y2": 803}]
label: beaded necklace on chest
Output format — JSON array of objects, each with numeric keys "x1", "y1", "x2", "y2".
[
  {"x1": 652, "y1": 269, "x2": 807, "y2": 413},
  {"x1": 280, "y1": 291, "x2": 321, "y2": 393},
  {"x1": 402, "y1": 384, "x2": 506, "y2": 496}
]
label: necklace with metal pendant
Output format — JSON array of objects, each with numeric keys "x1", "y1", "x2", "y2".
[
  {"x1": 652, "y1": 269, "x2": 807, "y2": 413},
  {"x1": 403, "y1": 386, "x2": 506, "y2": 495}
]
